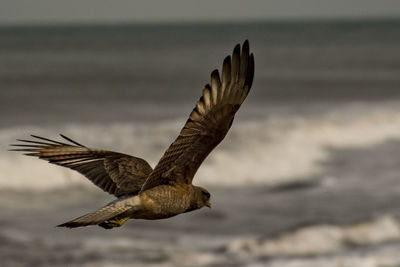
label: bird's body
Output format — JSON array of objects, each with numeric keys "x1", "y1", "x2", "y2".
[
  {"x1": 11, "y1": 40, "x2": 254, "y2": 229},
  {"x1": 134, "y1": 184, "x2": 207, "y2": 219},
  {"x1": 63, "y1": 184, "x2": 206, "y2": 228}
]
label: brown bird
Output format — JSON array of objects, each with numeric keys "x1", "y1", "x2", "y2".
[{"x1": 11, "y1": 40, "x2": 255, "y2": 229}]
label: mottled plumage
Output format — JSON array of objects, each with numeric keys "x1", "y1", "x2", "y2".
[{"x1": 11, "y1": 40, "x2": 255, "y2": 229}]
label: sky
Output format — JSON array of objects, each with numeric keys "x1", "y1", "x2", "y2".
[{"x1": 1, "y1": 0, "x2": 400, "y2": 25}]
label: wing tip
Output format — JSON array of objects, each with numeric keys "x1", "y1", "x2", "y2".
[
  {"x1": 223, "y1": 55, "x2": 231, "y2": 65},
  {"x1": 12, "y1": 134, "x2": 86, "y2": 149},
  {"x1": 29, "y1": 135, "x2": 68, "y2": 145},
  {"x1": 247, "y1": 52, "x2": 255, "y2": 88},
  {"x1": 243, "y1": 39, "x2": 249, "y2": 51},
  {"x1": 211, "y1": 69, "x2": 219, "y2": 79},
  {"x1": 233, "y1": 43, "x2": 241, "y2": 55},
  {"x1": 60, "y1": 134, "x2": 86, "y2": 147}
]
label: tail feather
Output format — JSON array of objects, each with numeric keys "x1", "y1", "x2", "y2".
[{"x1": 58, "y1": 200, "x2": 134, "y2": 228}]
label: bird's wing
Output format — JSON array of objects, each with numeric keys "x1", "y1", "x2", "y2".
[
  {"x1": 141, "y1": 40, "x2": 254, "y2": 191},
  {"x1": 10, "y1": 135, "x2": 153, "y2": 196}
]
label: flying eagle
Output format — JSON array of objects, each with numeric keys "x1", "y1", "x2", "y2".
[{"x1": 11, "y1": 40, "x2": 255, "y2": 229}]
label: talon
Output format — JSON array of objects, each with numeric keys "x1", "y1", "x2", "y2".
[{"x1": 98, "y1": 217, "x2": 129, "y2": 229}]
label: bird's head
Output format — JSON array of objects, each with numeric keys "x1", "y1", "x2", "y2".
[{"x1": 193, "y1": 186, "x2": 211, "y2": 209}]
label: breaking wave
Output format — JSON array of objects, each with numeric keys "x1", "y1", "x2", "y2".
[
  {"x1": 2, "y1": 101, "x2": 400, "y2": 191},
  {"x1": 226, "y1": 216, "x2": 400, "y2": 267},
  {"x1": 227, "y1": 216, "x2": 400, "y2": 257}
]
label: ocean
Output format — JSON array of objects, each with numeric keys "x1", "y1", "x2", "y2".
[{"x1": 1, "y1": 19, "x2": 400, "y2": 266}]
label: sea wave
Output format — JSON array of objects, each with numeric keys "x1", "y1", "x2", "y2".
[
  {"x1": 2, "y1": 102, "x2": 400, "y2": 191},
  {"x1": 225, "y1": 216, "x2": 400, "y2": 267},
  {"x1": 227, "y1": 216, "x2": 400, "y2": 257}
]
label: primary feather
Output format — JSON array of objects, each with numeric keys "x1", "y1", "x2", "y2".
[
  {"x1": 141, "y1": 40, "x2": 254, "y2": 191},
  {"x1": 11, "y1": 134, "x2": 152, "y2": 196}
]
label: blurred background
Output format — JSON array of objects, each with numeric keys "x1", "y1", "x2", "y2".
[{"x1": 1, "y1": 1, "x2": 400, "y2": 266}]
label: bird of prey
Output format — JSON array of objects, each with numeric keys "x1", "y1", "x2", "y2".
[{"x1": 11, "y1": 40, "x2": 255, "y2": 229}]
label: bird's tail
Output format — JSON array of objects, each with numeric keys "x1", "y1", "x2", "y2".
[{"x1": 58, "y1": 197, "x2": 137, "y2": 229}]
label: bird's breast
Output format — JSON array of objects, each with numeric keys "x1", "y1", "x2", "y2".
[{"x1": 136, "y1": 185, "x2": 193, "y2": 219}]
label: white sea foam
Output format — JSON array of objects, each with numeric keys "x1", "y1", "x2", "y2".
[
  {"x1": 264, "y1": 247, "x2": 400, "y2": 267},
  {"x1": 228, "y1": 216, "x2": 400, "y2": 257},
  {"x1": 2, "y1": 102, "x2": 400, "y2": 191}
]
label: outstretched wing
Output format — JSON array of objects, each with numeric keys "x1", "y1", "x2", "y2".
[
  {"x1": 10, "y1": 135, "x2": 153, "y2": 196},
  {"x1": 141, "y1": 40, "x2": 254, "y2": 191}
]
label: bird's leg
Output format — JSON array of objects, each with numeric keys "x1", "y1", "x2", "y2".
[{"x1": 98, "y1": 217, "x2": 130, "y2": 229}]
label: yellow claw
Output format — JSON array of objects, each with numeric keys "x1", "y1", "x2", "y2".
[{"x1": 98, "y1": 217, "x2": 129, "y2": 229}]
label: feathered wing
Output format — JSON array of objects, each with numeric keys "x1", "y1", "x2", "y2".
[
  {"x1": 10, "y1": 135, "x2": 153, "y2": 196},
  {"x1": 141, "y1": 40, "x2": 254, "y2": 191}
]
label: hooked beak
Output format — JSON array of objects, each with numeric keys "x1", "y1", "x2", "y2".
[{"x1": 206, "y1": 201, "x2": 211, "y2": 208}]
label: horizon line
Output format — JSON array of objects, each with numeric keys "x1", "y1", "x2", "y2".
[{"x1": 1, "y1": 15, "x2": 399, "y2": 28}]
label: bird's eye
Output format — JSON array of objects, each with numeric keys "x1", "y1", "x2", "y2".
[{"x1": 202, "y1": 191, "x2": 210, "y2": 198}]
